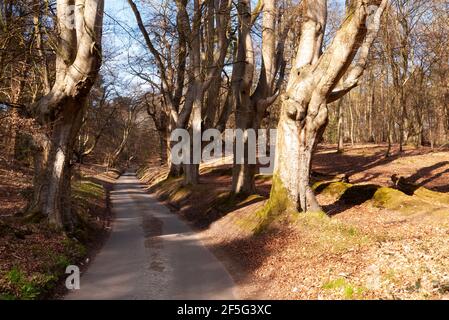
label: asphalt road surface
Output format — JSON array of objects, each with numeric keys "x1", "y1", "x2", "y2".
[{"x1": 66, "y1": 172, "x2": 236, "y2": 300}]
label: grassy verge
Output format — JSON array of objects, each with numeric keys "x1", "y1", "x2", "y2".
[{"x1": 0, "y1": 175, "x2": 114, "y2": 300}]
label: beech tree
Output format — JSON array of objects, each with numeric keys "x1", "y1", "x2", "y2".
[
  {"x1": 265, "y1": 0, "x2": 388, "y2": 214},
  {"x1": 175, "y1": 0, "x2": 231, "y2": 185},
  {"x1": 231, "y1": 0, "x2": 290, "y2": 196},
  {"x1": 26, "y1": 0, "x2": 105, "y2": 229},
  {"x1": 129, "y1": 0, "x2": 233, "y2": 184},
  {"x1": 128, "y1": 0, "x2": 187, "y2": 177}
]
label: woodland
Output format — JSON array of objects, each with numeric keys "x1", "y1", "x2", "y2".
[{"x1": 0, "y1": 0, "x2": 448, "y2": 300}]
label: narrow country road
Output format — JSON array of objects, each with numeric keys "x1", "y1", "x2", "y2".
[{"x1": 66, "y1": 173, "x2": 237, "y2": 300}]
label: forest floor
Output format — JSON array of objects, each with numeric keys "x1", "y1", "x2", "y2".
[
  {"x1": 140, "y1": 144, "x2": 449, "y2": 300},
  {"x1": 0, "y1": 162, "x2": 119, "y2": 299}
]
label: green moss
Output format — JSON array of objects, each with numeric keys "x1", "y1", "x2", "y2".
[
  {"x1": 236, "y1": 194, "x2": 265, "y2": 207},
  {"x1": 370, "y1": 186, "x2": 449, "y2": 217},
  {"x1": 312, "y1": 180, "x2": 449, "y2": 217},
  {"x1": 322, "y1": 277, "x2": 365, "y2": 299},
  {"x1": 72, "y1": 180, "x2": 104, "y2": 200},
  {"x1": 413, "y1": 187, "x2": 449, "y2": 207},
  {"x1": 237, "y1": 177, "x2": 370, "y2": 241},
  {"x1": 313, "y1": 181, "x2": 352, "y2": 198},
  {"x1": 250, "y1": 174, "x2": 298, "y2": 234},
  {"x1": 265, "y1": 174, "x2": 297, "y2": 214},
  {"x1": 371, "y1": 187, "x2": 408, "y2": 208},
  {"x1": 371, "y1": 187, "x2": 425, "y2": 214},
  {"x1": 323, "y1": 277, "x2": 347, "y2": 289}
]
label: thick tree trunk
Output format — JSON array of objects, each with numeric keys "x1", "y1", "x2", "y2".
[
  {"x1": 184, "y1": 163, "x2": 199, "y2": 185},
  {"x1": 272, "y1": 97, "x2": 326, "y2": 213},
  {"x1": 183, "y1": 124, "x2": 200, "y2": 185},
  {"x1": 232, "y1": 162, "x2": 257, "y2": 196},
  {"x1": 27, "y1": 99, "x2": 85, "y2": 229}
]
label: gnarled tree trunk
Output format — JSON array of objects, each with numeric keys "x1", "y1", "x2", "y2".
[
  {"x1": 28, "y1": 99, "x2": 87, "y2": 227},
  {"x1": 267, "y1": 0, "x2": 387, "y2": 214}
]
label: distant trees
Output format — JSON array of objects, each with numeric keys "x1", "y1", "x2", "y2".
[
  {"x1": 128, "y1": 0, "x2": 233, "y2": 184},
  {"x1": 144, "y1": 90, "x2": 168, "y2": 165},
  {"x1": 323, "y1": 0, "x2": 449, "y2": 153},
  {"x1": 106, "y1": 96, "x2": 143, "y2": 168},
  {"x1": 74, "y1": 79, "x2": 115, "y2": 164},
  {"x1": 128, "y1": 0, "x2": 188, "y2": 177}
]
